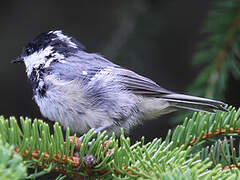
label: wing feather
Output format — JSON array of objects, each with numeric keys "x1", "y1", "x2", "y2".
[{"x1": 113, "y1": 67, "x2": 172, "y2": 95}]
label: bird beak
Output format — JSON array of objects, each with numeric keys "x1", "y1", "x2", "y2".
[{"x1": 11, "y1": 56, "x2": 24, "y2": 64}]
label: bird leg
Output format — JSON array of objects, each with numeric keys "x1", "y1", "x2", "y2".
[{"x1": 79, "y1": 125, "x2": 112, "y2": 146}]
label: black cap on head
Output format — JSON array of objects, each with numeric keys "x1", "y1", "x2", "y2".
[{"x1": 12, "y1": 30, "x2": 86, "y2": 63}]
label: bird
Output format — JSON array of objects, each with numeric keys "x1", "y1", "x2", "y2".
[{"x1": 12, "y1": 30, "x2": 228, "y2": 136}]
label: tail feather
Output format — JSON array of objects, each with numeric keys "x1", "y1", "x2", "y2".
[{"x1": 161, "y1": 93, "x2": 228, "y2": 113}]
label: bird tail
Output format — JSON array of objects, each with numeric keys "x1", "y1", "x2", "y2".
[{"x1": 161, "y1": 93, "x2": 228, "y2": 113}]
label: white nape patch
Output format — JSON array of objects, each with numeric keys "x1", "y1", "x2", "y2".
[
  {"x1": 44, "y1": 52, "x2": 65, "y2": 68},
  {"x1": 24, "y1": 46, "x2": 65, "y2": 76},
  {"x1": 51, "y1": 30, "x2": 77, "y2": 48},
  {"x1": 82, "y1": 70, "x2": 88, "y2": 75}
]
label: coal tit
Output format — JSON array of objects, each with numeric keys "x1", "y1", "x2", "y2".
[{"x1": 13, "y1": 30, "x2": 227, "y2": 135}]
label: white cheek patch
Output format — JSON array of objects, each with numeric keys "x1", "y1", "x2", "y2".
[
  {"x1": 24, "y1": 46, "x2": 65, "y2": 76},
  {"x1": 24, "y1": 46, "x2": 53, "y2": 76}
]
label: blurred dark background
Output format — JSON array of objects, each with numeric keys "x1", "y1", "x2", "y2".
[{"x1": 1, "y1": 0, "x2": 239, "y2": 145}]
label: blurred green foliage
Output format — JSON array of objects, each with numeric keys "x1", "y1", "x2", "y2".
[
  {"x1": 0, "y1": 140, "x2": 26, "y2": 180},
  {"x1": 173, "y1": 0, "x2": 240, "y2": 124},
  {"x1": 191, "y1": 0, "x2": 240, "y2": 100}
]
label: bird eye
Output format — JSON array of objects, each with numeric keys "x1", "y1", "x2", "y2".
[{"x1": 25, "y1": 47, "x2": 34, "y2": 55}]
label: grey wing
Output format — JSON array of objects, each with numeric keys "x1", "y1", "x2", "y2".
[
  {"x1": 111, "y1": 67, "x2": 172, "y2": 95},
  {"x1": 109, "y1": 67, "x2": 227, "y2": 113},
  {"x1": 50, "y1": 51, "x2": 168, "y2": 95},
  {"x1": 50, "y1": 53, "x2": 227, "y2": 113},
  {"x1": 49, "y1": 52, "x2": 118, "y2": 83},
  {"x1": 74, "y1": 65, "x2": 172, "y2": 95}
]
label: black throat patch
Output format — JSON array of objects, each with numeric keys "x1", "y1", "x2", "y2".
[{"x1": 29, "y1": 64, "x2": 48, "y2": 98}]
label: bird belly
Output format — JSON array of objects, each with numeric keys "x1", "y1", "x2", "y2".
[
  {"x1": 33, "y1": 75, "x2": 137, "y2": 134},
  {"x1": 33, "y1": 76, "x2": 96, "y2": 134}
]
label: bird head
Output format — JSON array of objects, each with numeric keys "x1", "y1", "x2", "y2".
[{"x1": 12, "y1": 30, "x2": 85, "y2": 76}]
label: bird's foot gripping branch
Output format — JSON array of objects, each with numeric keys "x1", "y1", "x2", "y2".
[{"x1": 1, "y1": 106, "x2": 240, "y2": 179}]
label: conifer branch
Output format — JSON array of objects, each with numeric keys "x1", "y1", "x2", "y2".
[{"x1": 0, "y1": 106, "x2": 240, "y2": 179}]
